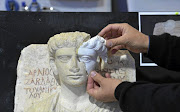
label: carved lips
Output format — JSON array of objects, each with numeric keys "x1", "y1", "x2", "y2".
[{"x1": 67, "y1": 74, "x2": 83, "y2": 79}]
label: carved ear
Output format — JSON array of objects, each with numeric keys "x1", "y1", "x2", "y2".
[{"x1": 49, "y1": 59, "x2": 58, "y2": 76}]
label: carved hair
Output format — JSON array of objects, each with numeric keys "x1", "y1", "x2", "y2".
[{"x1": 47, "y1": 32, "x2": 90, "y2": 60}]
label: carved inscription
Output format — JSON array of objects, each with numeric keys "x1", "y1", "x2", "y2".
[
  {"x1": 96, "y1": 56, "x2": 128, "y2": 81},
  {"x1": 24, "y1": 68, "x2": 59, "y2": 99}
]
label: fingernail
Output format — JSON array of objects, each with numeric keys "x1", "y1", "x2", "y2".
[
  {"x1": 91, "y1": 71, "x2": 96, "y2": 77},
  {"x1": 111, "y1": 49, "x2": 117, "y2": 54},
  {"x1": 107, "y1": 41, "x2": 113, "y2": 47}
]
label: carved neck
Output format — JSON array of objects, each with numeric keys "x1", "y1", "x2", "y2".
[{"x1": 60, "y1": 81, "x2": 89, "y2": 106}]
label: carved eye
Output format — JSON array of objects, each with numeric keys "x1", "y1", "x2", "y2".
[
  {"x1": 57, "y1": 55, "x2": 71, "y2": 63},
  {"x1": 79, "y1": 56, "x2": 91, "y2": 63}
]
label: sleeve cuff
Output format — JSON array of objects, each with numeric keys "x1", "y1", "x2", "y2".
[
  {"x1": 114, "y1": 81, "x2": 132, "y2": 101},
  {"x1": 143, "y1": 35, "x2": 150, "y2": 56},
  {"x1": 145, "y1": 34, "x2": 169, "y2": 59}
]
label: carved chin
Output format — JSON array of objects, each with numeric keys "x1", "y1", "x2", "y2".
[{"x1": 62, "y1": 77, "x2": 87, "y2": 86}]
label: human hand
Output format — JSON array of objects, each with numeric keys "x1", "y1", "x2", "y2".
[
  {"x1": 86, "y1": 71, "x2": 121, "y2": 102},
  {"x1": 98, "y1": 23, "x2": 149, "y2": 54}
]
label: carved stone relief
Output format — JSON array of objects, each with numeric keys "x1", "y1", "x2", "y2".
[
  {"x1": 14, "y1": 32, "x2": 136, "y2": 112},
  {"x1": 153, "y1": 20, "x2": 180, "y2": 36}
]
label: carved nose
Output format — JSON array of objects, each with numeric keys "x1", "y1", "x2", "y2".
[
  {"x1": 69, "y1": 67, "x2": 80, "y2": 73},
  {"x1": 70, "y1": 54, "x2": 80, "y2": 73}
]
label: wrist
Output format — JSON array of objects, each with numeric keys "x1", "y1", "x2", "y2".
[{"x1": 114, "y1": 81, "x2": 132, "y2": 101}]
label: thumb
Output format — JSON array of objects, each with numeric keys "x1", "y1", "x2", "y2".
[
  {"x1": 90, "y1": 71, "x2": 104, "y2": 85},
  {"x1": 106, "y1": 35, "x2": 126, "y2": 48}
]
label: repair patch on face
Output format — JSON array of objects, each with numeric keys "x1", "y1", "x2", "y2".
[
  {"x1": 79, "y1": 35, "x2": 107, "y2": 61},
  {"x1": 78, "y1": 35, "x2": 108, "y2": 74}
]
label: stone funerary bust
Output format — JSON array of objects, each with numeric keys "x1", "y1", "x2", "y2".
[{"x1": 14, "y1": 32, "x2": 136, "y2": 112}]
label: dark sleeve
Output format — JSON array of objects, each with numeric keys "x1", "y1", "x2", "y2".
[
  {"x1": 115, "y1": 81, "x2": 180, "y2": 112},
  {"x1": 146, "y1": 33, "x2": 180, "y2": 71}
]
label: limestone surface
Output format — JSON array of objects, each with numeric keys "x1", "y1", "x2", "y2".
[
  {"x1": 14, "y1": 32, "x2": 136, "y2": 112},
  {"x1": 14, "y1": 45, "x2": 59, "y2": 112},
  {"x1": 153, "y1": 20, "x2": 180, "y2": 37}
]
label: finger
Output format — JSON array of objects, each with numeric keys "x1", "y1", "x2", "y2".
[
  {"x1": 87, "y1": 87, "x2": 98, "y2": 98},
  {"x1": 111, "y1": 49, "x2": 118, "y2": 54},
  {"x1": 110, "y1": 45, "x2": 126, "y2": 54},
  {"x1": 98, "y1": 24, "x2": 123, "y2": 37},
  {"x1": 87, "y1": 75, "x2": 99, "y2": 97},
  {"x1": 112, "y1": 45, "x2": 126, "y2": 50},
  {"x1": 105, "y1": 73, "x2": 111, "y2": 78},
  {"x1": 90, "y1": 71, "x2": 104, "y2": 85},
  {"x1": 103, "y1": 31, "x2": 112, "y2": 39},
  {"x1": 94, "y1": 81, "x2": 100, "y2": 89},
  {"x1": 87, "y1": 75, "x2": 94, "y2": 91},
  {"x1": 106, "y1": 35, "x2": 126, "y2": 48},
  {"x1": 110, "y1": 45, "x2": 127, "y2": 51},
  {"x1": 98, "y1": 25, "x2": 112, "y2": 37},
  {"x1": 104, "y1": 30, "x2": 120, "y2": 40},
  {"x1": 104, "y1": 37, "x2": 108, "y2": 40},
  {"x1": 111, "y1": 29, "x2": 119, "y2": 38}
]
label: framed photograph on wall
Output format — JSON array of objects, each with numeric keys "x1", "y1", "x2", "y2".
[{"x1": 138, "y1": 12, "x2": 180, "y2": 66}]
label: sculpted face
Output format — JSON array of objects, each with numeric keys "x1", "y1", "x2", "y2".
[
  {"x1": 48, "y1": 32, "x2": 107, "y2": 86},
  {"x1": 78, "y1": 48, "x2": 97, "y2": 74},
  {"x1": 55, "y1": 47, "x2": 97, "y2": 86}
]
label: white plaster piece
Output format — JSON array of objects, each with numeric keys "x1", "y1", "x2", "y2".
[
  {"x1": 15, "y1": 32, "x2": 136, "y2": 112},
  {"x1": 153, "y1": 20, "x2": 180, "y2": 37},
  {"x1": 78, "y1": 35, "x2": 108, "y2": 74}
]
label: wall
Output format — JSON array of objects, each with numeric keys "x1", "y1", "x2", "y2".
[
  {"x1": 127, "y1": 0, "x2": 180, "y2": 12},
  {"x1": 0, "y1": 0, "x2": 111, "y2": 12}
]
